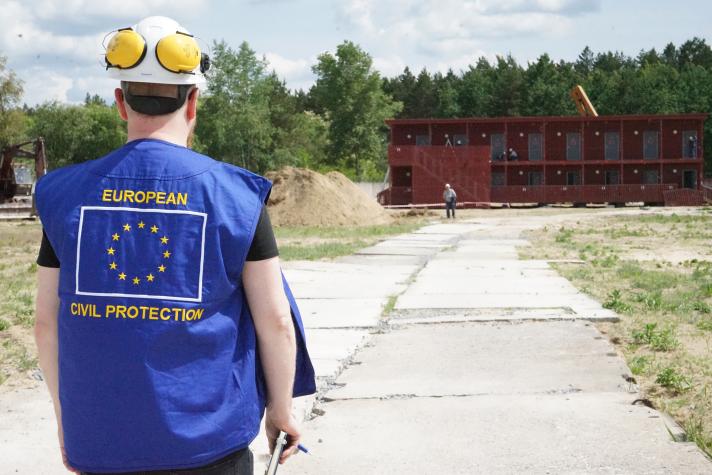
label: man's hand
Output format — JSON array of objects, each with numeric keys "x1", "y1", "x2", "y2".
[{"x1": 265, "y1": 408, "x2": 301, "y2": 464}]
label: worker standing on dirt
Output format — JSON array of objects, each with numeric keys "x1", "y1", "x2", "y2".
[
  {"x1": 443, "y1": 183, "x2": 457, "y2": 219},
  {"x1": 33, "y1": 16, "x2": 314, "y2": 474}
]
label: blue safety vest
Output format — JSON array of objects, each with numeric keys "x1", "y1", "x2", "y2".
[{"x1": 35, "y1": 138, "x2": 315, "y2": 473}]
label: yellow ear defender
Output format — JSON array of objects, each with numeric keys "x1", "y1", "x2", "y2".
[
  {"x1": 155, "y1": 31, "x2": 202, "y2": 74},
  {"x1": 105, "y1": 28, "x2": 147, "y2": 70}
]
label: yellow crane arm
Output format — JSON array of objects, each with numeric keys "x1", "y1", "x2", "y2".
[{"x1": 571, "y1": 85, "x2": 598, "y2": 117}]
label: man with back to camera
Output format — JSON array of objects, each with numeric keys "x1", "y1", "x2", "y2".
[
  {"x1": 33, "y1": 16, "x2": 315, "y2": 474},
  {"x1": 443, "y1": 183, "x2": 457, "y2": 219}
]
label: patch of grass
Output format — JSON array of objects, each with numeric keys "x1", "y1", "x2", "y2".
[
  {"x1": 521, "y1": 210, "x2": 712, "y2": 456},
  {"x1": 382, "y1": 295, "x2": 398, "y2": 316},
  {"x1": 275, "y1": 220, "x2": 426, "y2": 261},
  {"x1": 631, "y1": 323, "x2": 679, "y2": 351},
  {"x1": 279, "y1": 241, "x2": 369, "y2": 261},
  {"x1": 629, "y1": 355, "x2": 652, "y2": 376},
  {"x1": 603, "y1": 290, "x2": 632, "y2": 313},
  {"x1": 655, "y1": 367, "x2": 692, "y2": 393}
]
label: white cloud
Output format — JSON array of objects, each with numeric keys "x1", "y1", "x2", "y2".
[
  {"x1": 264, "y1": 52, "x2": 315, "y2": 91},
  {"x1": 336, "y1": 0, "x2": 601, "y2": 73},
  {"x1": 20, "y1": 67, "x2": 75, "y2": 104}
]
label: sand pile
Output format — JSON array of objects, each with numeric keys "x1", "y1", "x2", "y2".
[{"x1": 265, "y1": 167, "x2": 391, "y2": 227}]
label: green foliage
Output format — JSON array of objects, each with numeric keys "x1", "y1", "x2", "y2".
[
  {"x1": 310, "y1": 41, "x2": 402, "y2": 180},
  {"x1": 655, "y1": 367, "x2": 692, "y2": 393},
  {"x1": 28, "y1": 102, "x2": 126, "y2": 169},
  {"x1": 632, "y1": 323, "x2": 679, "y2": 351},
  {"x1": 0, "y1": 56, "x2": 28, "y2": 149},
  {"x1": 629, "y1": 355, "x2": 651, "y2": 376},
  {"x1": 603, "y1": 289, "x2": 631, "y2": 313},
  {"x1": 196, "y1": 40, "x2": 275, "y2": 172}
]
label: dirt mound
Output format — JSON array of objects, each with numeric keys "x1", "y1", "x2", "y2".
[{"x1": 265, "y1": 167, "x2": 391, "y2": 227}]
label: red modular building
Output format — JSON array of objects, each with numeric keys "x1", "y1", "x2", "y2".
[{"x1": 379, "y1": 114, "x2": 709, "y2": 207}]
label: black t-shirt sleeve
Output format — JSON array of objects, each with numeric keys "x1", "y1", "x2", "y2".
[
  {"x1": 37, "y1": 229, "x2": 61, "y2": 268},
  {"x1": 246, "y1": 206, "x2": 279, "y2": 261},
  {"x1": 37, "y1": 209, "x2": 277, "y2": 267}
]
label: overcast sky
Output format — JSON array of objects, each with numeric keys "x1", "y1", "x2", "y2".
[{"x1": 2, "y1": 0, "x2": 710, "y2": 106}]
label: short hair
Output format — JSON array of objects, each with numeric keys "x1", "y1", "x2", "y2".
[{"x1": 120, "y1": 81, "x2": 193, "y2": 116}]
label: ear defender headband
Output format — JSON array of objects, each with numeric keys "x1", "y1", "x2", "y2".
[{"x1": 105, "y1": 28, "x2": 210, "y2": 74}]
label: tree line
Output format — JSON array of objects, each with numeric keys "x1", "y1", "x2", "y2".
[{"x1": 1, "y1": 38, "x2": 711, "y2": 179}]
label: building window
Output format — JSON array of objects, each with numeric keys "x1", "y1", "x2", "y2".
[
  {"x1": 491, "y1": 172, "x2": 505, "y2": 187},
  {"x1": 528, "y1": 133, "x2": 543, "y2": 161},
  {"x1": 605, "y1": 170, "x2": 620, "y2": 185},
  {"x1": 566, "y1": 133, "x2": 581, "y2": 161},
  {"x1": 683, "y1": 130, "x2": 698, "y2": 158},
  {"x1": 528, "y1": 171, "x2": 543, "y2": 186},
  {"x1": 453, "y1": 134, "x2": 468, "y2": 146},
  {"x1": 643, "y1": 131, "x2": 658, "y2": 160},
  {"x1": 491, "y1": 133, "x2": 505, "y2": 161},
  {"x1": 604, "y1": 132, "x2": 619, "y2": 160},
  {"x1": 642, "y1": 170, "x2": 659, "y2": 184},
  {"x1": 566, "y1": 171, "x2": 580, "y2": 185},
  {"x1": 415, "y1": 135, "x2": 431, "y2": 146}
]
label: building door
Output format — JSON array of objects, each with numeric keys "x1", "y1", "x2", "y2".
[
  {"x1": 566, "y1": 133, "x2": 581, "y2": 161},
  {"x1": 683, "y1": 131, "x2": 698, "y2": 158},
  {"x1": 643, "y1": 170, "x2": 659, "y2": 184},
  {"x1": 683, "y1": 170, "x2": 697, "y2": 189},
  {"x1": 566, "y1": 171, "x2": 580, "y2": 186},
  {"x1": 604, "y1": 132, "x2": 619, "y2": 160},
  {"x1": 605, "y1": 170, "x2": 620, "y2": 185},
  {"x1": 528, "y1": 133, "x2": 543, "y2": 161},
  {"x1": 491, "y1": 133, "x2": 505, "y2": 161},
  {"x1": 643, "y1": 131, "x2": 659, "y2": 160},
  {"x1": 528, "y1": 171, "x2": 543, "y2": 186}
]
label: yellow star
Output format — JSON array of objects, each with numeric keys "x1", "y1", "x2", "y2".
[
  {"x1": 112, "y1": 233, "x2": 120, "y2": 241},
  {"x1": 146, "y1": 273, "x2": 155, "y2": 282},
  {"x1": 132, "y1": 277, "x2": 140, "y2": 285},
  {"x1": 118, "y1": 272, "x2": 126, "y2": 280},
  {"x1": 150, "y1": 225, "x2": 159, "y2": 233},
  {"x1": 107, "y1": 247, "x2": 115, "y2": 255},
  {"x1": 109, "y1": 262, "x2": 117, "y2": 270},
  {"x1": 163, "y1": 250, "x2": 171, "y2": 259},
  {"x1": 158, "y1": 264, "x2": 166, "y2": 273},
  {"x1": 123, "y1": 223, "x2": 131, "y2": 232},
  {"x1": 138, "y1": 221, "x2": 145, "y2": 229},
  {"x1": 160, "y1": 236, "x2": 169, "y2": 245}
]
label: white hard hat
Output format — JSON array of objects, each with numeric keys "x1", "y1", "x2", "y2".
[{"x1": 104, "y1": 16, "x2": 208, "y2": 86}]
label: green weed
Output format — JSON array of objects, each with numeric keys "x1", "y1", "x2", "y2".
[
  {"x1": 629, "y1": 355, "x2": 652, "y2": 376},
  {"x1": 603, "y1": 289, "x2": 631, "y2": 313},
  {"x1": 631, "y1": 323, "x2": 679, "y2": 351},
  {"x1": 656, "y1": 367, "x2": 692, "y2": 393}
]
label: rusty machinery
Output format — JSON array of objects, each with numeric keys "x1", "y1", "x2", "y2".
[{"x1": 0, "y1": 138, "x2": 47, "y2": 216}]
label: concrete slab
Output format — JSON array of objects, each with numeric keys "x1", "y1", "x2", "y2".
[
  {"x1": 284, "y1": 264, "x2": 411, "y2": 299},
  {"x1": 394, "y1": 293, "x2": 609, "y2": 312},
  {"x1": 326, "y1": 322, "x2": 630, "y2": 400},
  {"x1": 356, "y1": 245, "x2": 438, "y2": 256},
  {"x1": 0, "y1": 385, "x2": 65, "y2": 475},
  {"x1": 289, "y1": 393, "x2": 711, "y2": 475},
  {"x1": 415, "y1": 223, "x2": 482, "y2": 234},
  {"x1": 335, "y1": 254, "x2": 427, "y2": 266},
  {"x1": 297, "y1": 298, "x2": 385, "y2": 329}
]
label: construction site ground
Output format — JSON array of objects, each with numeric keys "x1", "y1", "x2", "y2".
[{"x1": 1, "y1": 207, "x2": 711, "y2": 474}]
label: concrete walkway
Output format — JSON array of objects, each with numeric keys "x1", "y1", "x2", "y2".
[
  {"x1": 287, "y1": 217, "x2": 711, "y2": 474},
  {"x1": 2, "y1": 210, "x2": 711, "y2": 474}
]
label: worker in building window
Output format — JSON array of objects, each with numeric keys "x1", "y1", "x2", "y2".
[
  {"x1": 688, "y1": 135, "x2": 697, "y2": 158},
  {"x1": 443, "y1": 183, "x2": 457, "y2": 219},
  {"x1": 508, "y1": 148, "x2": 519, "y2": 161}
]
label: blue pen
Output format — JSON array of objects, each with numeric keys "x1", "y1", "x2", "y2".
[{"x1": 297, "y1": 444, "x2": 310, "y2": 455}]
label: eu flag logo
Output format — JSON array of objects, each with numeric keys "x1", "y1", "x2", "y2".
[{"x1": 76, "y1": 206, "x2": 207, "y2": 302}]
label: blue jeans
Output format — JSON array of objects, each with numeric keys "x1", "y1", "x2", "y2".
[{"x1": 81, "y1": 448, "x2": 253, "y2": 475}]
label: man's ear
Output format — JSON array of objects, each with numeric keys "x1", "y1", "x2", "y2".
[
  {"x1": 186, "y1": 87, "x2": 199, "y2": 121},
  {"x1": 114, "y1": 88, "x2": 128, "y2": 121}
]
